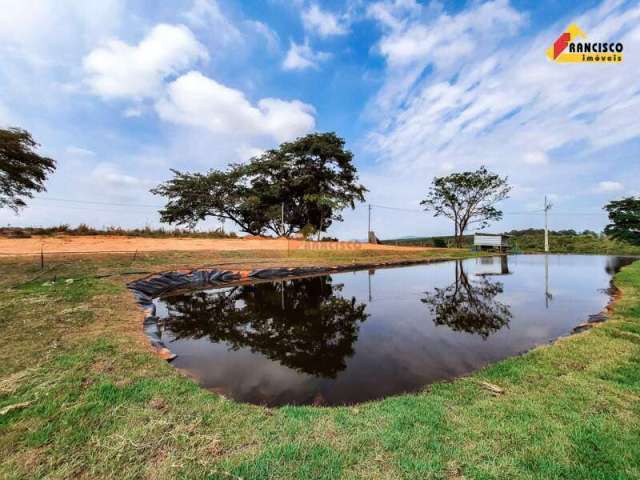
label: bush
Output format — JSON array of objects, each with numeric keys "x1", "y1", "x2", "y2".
[{"x1": 433, "y1": 237, "x2": 447, "y2": 248}]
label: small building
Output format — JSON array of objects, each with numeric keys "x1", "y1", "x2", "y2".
[{"x1": 473, "y1": 232, "x2": 511, "y2": 252}]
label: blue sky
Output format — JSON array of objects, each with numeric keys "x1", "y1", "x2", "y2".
[{"x1": 0, "y1": 0, "x2": 638, "y2": 239}]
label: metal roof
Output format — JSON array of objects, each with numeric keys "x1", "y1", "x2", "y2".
[{"x1": 474, "y1": 232, "x2": 512, "y2": 237}]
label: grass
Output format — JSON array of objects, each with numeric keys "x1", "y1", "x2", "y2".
[{"x1": 0, "y1": 248, "x2": 639, "y2": 479}]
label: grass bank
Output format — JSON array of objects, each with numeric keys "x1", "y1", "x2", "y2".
[{"x1": 0, "y1": 249, "x2": 639, "y2": 479}]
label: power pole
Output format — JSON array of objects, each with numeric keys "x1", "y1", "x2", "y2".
[
  {"x1": 281, "y1": 202, "x2": 284, "y2": 237},
  {"x1": 368, "y1": 204, "x2": 371, "y2": 237},
  {"x1": 544, "y1": 195, "x2": 552, "y2": 252}
]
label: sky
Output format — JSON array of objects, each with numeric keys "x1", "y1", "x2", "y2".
[{"x1": 0, "y1": 0, "x2": 638, "y2": 240}]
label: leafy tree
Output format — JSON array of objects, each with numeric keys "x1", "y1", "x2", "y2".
[
  {"x1": 604, "y1": 196, "x2": 640, "y2": 245},
  {"x1": 0, "y1": 128, "x2": 56, "y2": 211},
  {"x1": 420, "y1": 166, "x2": 510, "y2": 247},
  {"x1": 151, "y1": 132, "x2": 367, "y2": 236}
]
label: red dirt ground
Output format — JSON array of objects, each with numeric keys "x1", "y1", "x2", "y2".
[{"x1": 0, "y1": 235, "x2": 430, "y2": 255}]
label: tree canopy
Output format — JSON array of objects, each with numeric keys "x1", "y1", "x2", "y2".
[
  {"x1": 604, "y1": 196, "x2": 640, "y2": 245},
  {"x1": 151, "y1": 132, "x2": 367, "y2": 236},
  {"x1": 0, "y1": 128, "x2": 56, "y2": 211},
  {"x1": 420, "y1": 166, "x2": 510, "y2": 247}
]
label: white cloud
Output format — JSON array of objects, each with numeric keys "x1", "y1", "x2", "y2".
[
  {"x1": 283, "y1": 40, "x2": 330, "y2": 70},
  {"x1": 302, "y1": 5, "x2": 348, "y2": 37},
  {"x1": 595, "y1": 181, "x2": 624, "y2": 193},
  {"x1": 83, "y1": 24, "x2": 208, "y2": 99},
  {"x1": 123, "y1": 106, "x2": 144, "y2": 118},
  {"x1": 368, "y1": 0, "x2": 525, "y2": 116},
  {"x1": 523, "y1": 152, "x2": 549, "y2": 165},
  {"x1": 66, "y1": 146, "x2": 95, "y2": 156},
  {"x1": 365, "y1": 0, "x2": 640, "y2": 191},
  {"x1": 0, "y1": 0, "x2": 125, "y2": 119},
  {"x1": 0, "y1": 0, "x2": 124, "y2": 66},
  {"x1": 183, "y1": 0, "x2": 243, "y2": 46},
  {"x1": 366, "y1": 0, "x2": 422, "y2": 31},
  {"x1": 156, "y1": 71, "x2": 315, "y2": 143},
  {"x1": 91, "y1": 163, "x2": 149, "y2": 188},
  {"x1": 245, "y1": 20, "x2": 280, "y2": 52},
  {"x1": 0, "y1": 100, "x2": 13, "y2": 126},
  {"x1": 236, "y1": 146, "x2": 266, "y2": 161},
  {"x1": 184, "y1": 1, "x2": 280, "y2": 58}
]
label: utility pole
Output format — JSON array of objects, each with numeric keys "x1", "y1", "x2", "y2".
[
  {"x1": 544, "y1": 195, "x2": 552, "y2": 252},
  {"x1": 368, "y1": 204, "x2": 371, "y2": 237},
  {"x1": 281, "y1": 202, "x2": 285, "y2": 238}
]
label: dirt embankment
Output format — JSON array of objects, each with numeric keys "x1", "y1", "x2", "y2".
[{"x1": 0, "y1": 235, "x2": 431, "y2": 255}]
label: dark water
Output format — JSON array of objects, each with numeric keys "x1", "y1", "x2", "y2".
[{"x1": 149, "y1": 255, "x2": 635, "y2": 406}]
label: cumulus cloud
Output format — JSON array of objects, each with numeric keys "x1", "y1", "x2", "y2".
[
  {"x1": 155, "y1": 71, "x2": 315, "y2": 143},
  {"x1": 283, "y1": 40, "x2": 330, "y2": 70},
  {"x1": 302, "y1": 5, "x2": 348, "y2": 37},
  {"x1": 83, "y1": 24, "x2": 208, "y2": 99}
]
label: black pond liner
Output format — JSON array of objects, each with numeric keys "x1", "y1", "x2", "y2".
[{"x1": 127, "y1": 259, "x2": 449, "y2": 359}]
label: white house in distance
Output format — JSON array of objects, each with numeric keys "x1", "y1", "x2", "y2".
[{"x1": 473, "y1": 232, "x2": 512, "y2": 252}]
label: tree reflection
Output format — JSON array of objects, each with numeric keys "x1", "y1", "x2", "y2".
[
  {"x1": 421, "y1": 261, "x2": 512, "y2": 339},
  {"x1": 160, "y1": 275, "x2": 368, "y2": 378},
  {"x1": 605, "y1": 256, "x2": 635, "y2": 275}
]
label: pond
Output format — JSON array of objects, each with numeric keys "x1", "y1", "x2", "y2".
[{"x1": 149, "y1": 255, "x2": 636, "y2": 406}]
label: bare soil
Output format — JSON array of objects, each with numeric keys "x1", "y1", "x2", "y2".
[{"x1": 0, "y1": 235, "x2": 430, "y2": 255}]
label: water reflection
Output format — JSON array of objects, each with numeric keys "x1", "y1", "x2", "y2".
[
  {"x1": 421, "y1": 260, "x2": 512, "y2": 339},
  {"x1": 151, "y1": 255, "x2": 634, "y2": 406},
  {"x1": 160, "y1": 275, "x2": 368, "y2": 378},
  {"x1": 605, "y1": 256, "x2": 636, "y2": 274}
]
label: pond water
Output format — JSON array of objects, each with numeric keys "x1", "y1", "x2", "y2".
[{"x1": 149, "y1": 255, "x2": 636, "y2": 406}]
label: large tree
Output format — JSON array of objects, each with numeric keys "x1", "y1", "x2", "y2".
[
  {"x1": 0, "y1": 128, "x2": 56, "y2": 211},
  {"x1": 420, "y1": 166, "x2": 510, "y2": 247},
  {"x1": 604, "y1": 196, "x2": 640, "y2": 245},
  {"x1": 151, "y1": 132, "x2": 367, "y2": 236}
]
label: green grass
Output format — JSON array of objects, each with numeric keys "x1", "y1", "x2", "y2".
[{"x1": 0, "y1": 250, "x2": 639, "y2": 479}]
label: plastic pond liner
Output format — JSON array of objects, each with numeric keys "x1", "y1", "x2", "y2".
[{"x1": 128, "y1": 255, "x2": 636, "y2": 406}]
